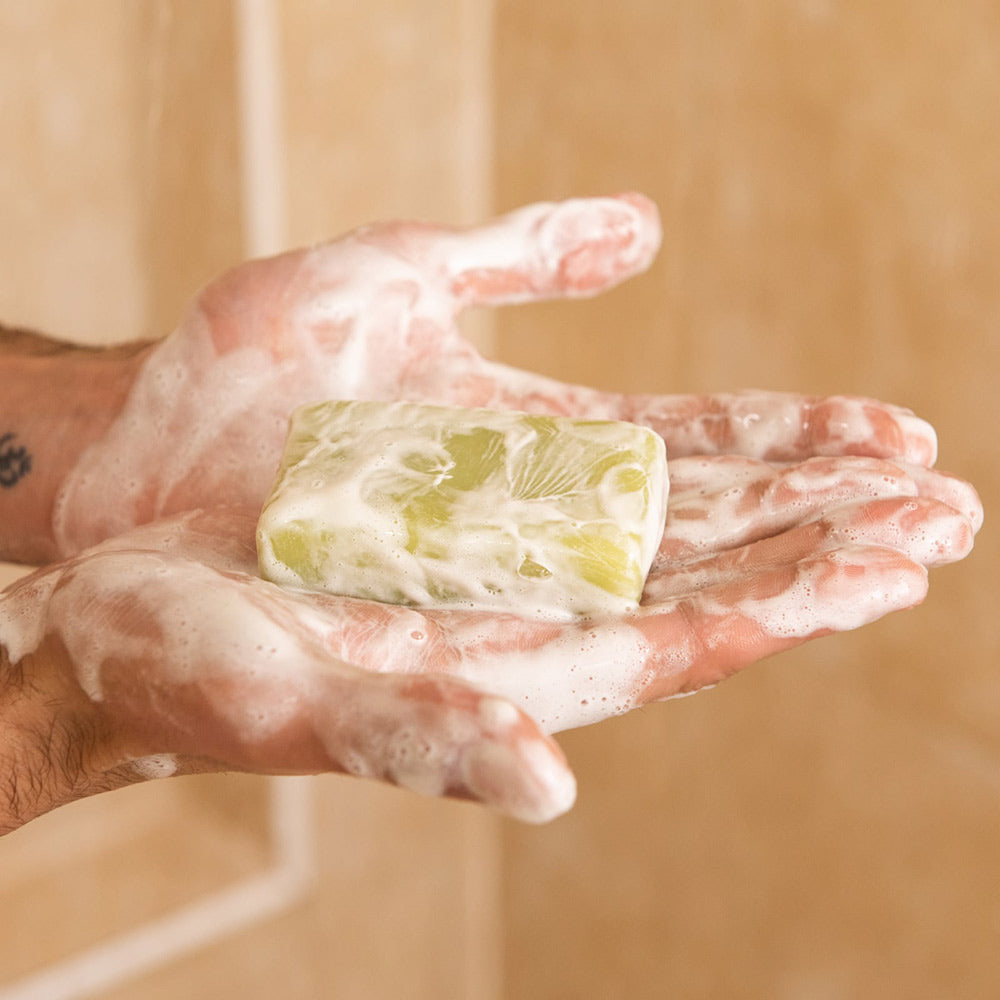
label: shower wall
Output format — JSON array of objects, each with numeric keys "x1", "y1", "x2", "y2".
[{"x1": 1, "y1": 2, "x2": 997, "y2": 998}]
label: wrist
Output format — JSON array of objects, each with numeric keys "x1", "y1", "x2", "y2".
[{"x1": 0, "y1": 330, "x2": 154, "y2": 563}]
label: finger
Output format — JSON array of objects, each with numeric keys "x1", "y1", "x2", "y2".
[
  {"x1": 636, "y1": 544, "x2": 929, "y2": 701},
  {"x1": 440, "y1": 544, "x2": 927, "y2": 733},
  {"x1": 463, "y1": 379, "x2": 940, "y2": 467},
  {"x1": 434, "y1": 193, "x2": 662, "y2": 307},
  {"x1": 45, "y1": 551, "x2": 576, "y2": 824},
  {"x1": 660, "y1": 455, "x2": 919, "y2": 561},
  {"x1": 622, "y1": 391, "x2": 938, "y2": 466},
  {"x1": 645, "y1": 496, "x2": 974, "y2": 603}
]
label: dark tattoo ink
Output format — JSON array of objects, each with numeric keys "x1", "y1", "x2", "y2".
[{"x1": 0, "y1": 434, "x2": 31, "y2": 488}]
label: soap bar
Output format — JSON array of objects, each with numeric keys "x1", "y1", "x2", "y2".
[{"x1": 256, "y1": 400, "x2": 668, "y2": 618}]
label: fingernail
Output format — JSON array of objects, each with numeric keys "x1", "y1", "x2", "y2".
[
  {"x1": 897, "y1": 464, "x2": 984, "y2": 533},
  {"x1": 895, "y1": 411, "x2": 938, "y2": 466},
  {"x1": 828, "y1": 499, "x2": 975, "y2": 567},
  {"x1": 462, "y1": 740, "x2": 577, "y2": 824}
]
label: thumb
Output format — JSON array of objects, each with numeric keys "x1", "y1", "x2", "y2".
[{"x1": 437, "y1": 193, "x2": 662, "y2": 308}]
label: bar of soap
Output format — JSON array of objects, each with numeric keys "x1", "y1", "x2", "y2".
[{"x1": 256, "y1": 400, "x2": 668, "y2": 619}]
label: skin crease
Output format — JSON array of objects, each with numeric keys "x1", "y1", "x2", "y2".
[{"x1": 0, "y1": 194, "x2": 984, "y2": 833}]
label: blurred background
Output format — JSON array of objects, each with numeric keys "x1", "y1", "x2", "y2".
[{"x1": 0, "y1": 1, "x2": 997, "y2": 997}]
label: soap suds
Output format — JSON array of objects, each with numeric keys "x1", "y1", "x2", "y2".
[{"x1": 130, "y1": 753, "x2": 178, "y2": 779}]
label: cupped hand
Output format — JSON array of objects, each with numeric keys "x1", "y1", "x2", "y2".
[
  {"x1": 54, "y1": 193, "x2": 942, "y2": 554},
  {"x1": 1, "y1": 446, "x2": 980, "y2": 833}
]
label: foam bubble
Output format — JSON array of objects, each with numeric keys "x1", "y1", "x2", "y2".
[
  {"x1": 131, "y1": 754, "x2": 178, "y2": 779},
  {"x1": 453, "y1": 619, "x2": 649, "y2": 732}
]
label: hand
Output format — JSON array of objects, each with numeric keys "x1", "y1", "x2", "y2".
[
  {"x1": 0, "y1": 449, "x2": 979, "y2": 833},
  {"x1": 4, "y1": 193, "x2": 980, "y2": 833},
  {"x1": 53, "y1": 193, "x2": 943, "y2": 553}
]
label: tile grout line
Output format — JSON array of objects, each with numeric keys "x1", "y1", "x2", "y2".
[{"x1": 0, "y1": 863, "x2": 311, "y2": 1000}]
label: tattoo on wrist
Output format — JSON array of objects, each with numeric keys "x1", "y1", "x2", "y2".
[{"x1": 0, "y1": 434, "x2": 31, "y2": 488}]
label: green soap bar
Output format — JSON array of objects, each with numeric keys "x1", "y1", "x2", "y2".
[{"x1": 256, "y1": 400, "x2": 668, "y2": 618}]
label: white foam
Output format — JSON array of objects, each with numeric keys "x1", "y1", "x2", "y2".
[
  {"x1": 450, "y1": 618, "x2": 650, "y2": 733},
  {"x1": 130, "y1": 754, "x2": 178, "y2": 779},
  {"x1": 0, "y1": 572, "x2": 59, "y2": 665}
]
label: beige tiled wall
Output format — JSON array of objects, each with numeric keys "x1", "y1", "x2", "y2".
[
  {"x1": 495, "y1": 2, "x2": 1000, "y2": 997},
  {"x1": 2, "y1": 1, "x2": 997, "y2": 998}
]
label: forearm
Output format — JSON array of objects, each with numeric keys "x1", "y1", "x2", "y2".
[
  {"x1": 0, "y1": 326, "x2": 153, "y2": 564},
  {"x1": 0, "y1": 634, "x2": 130, "y2": 835}
]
